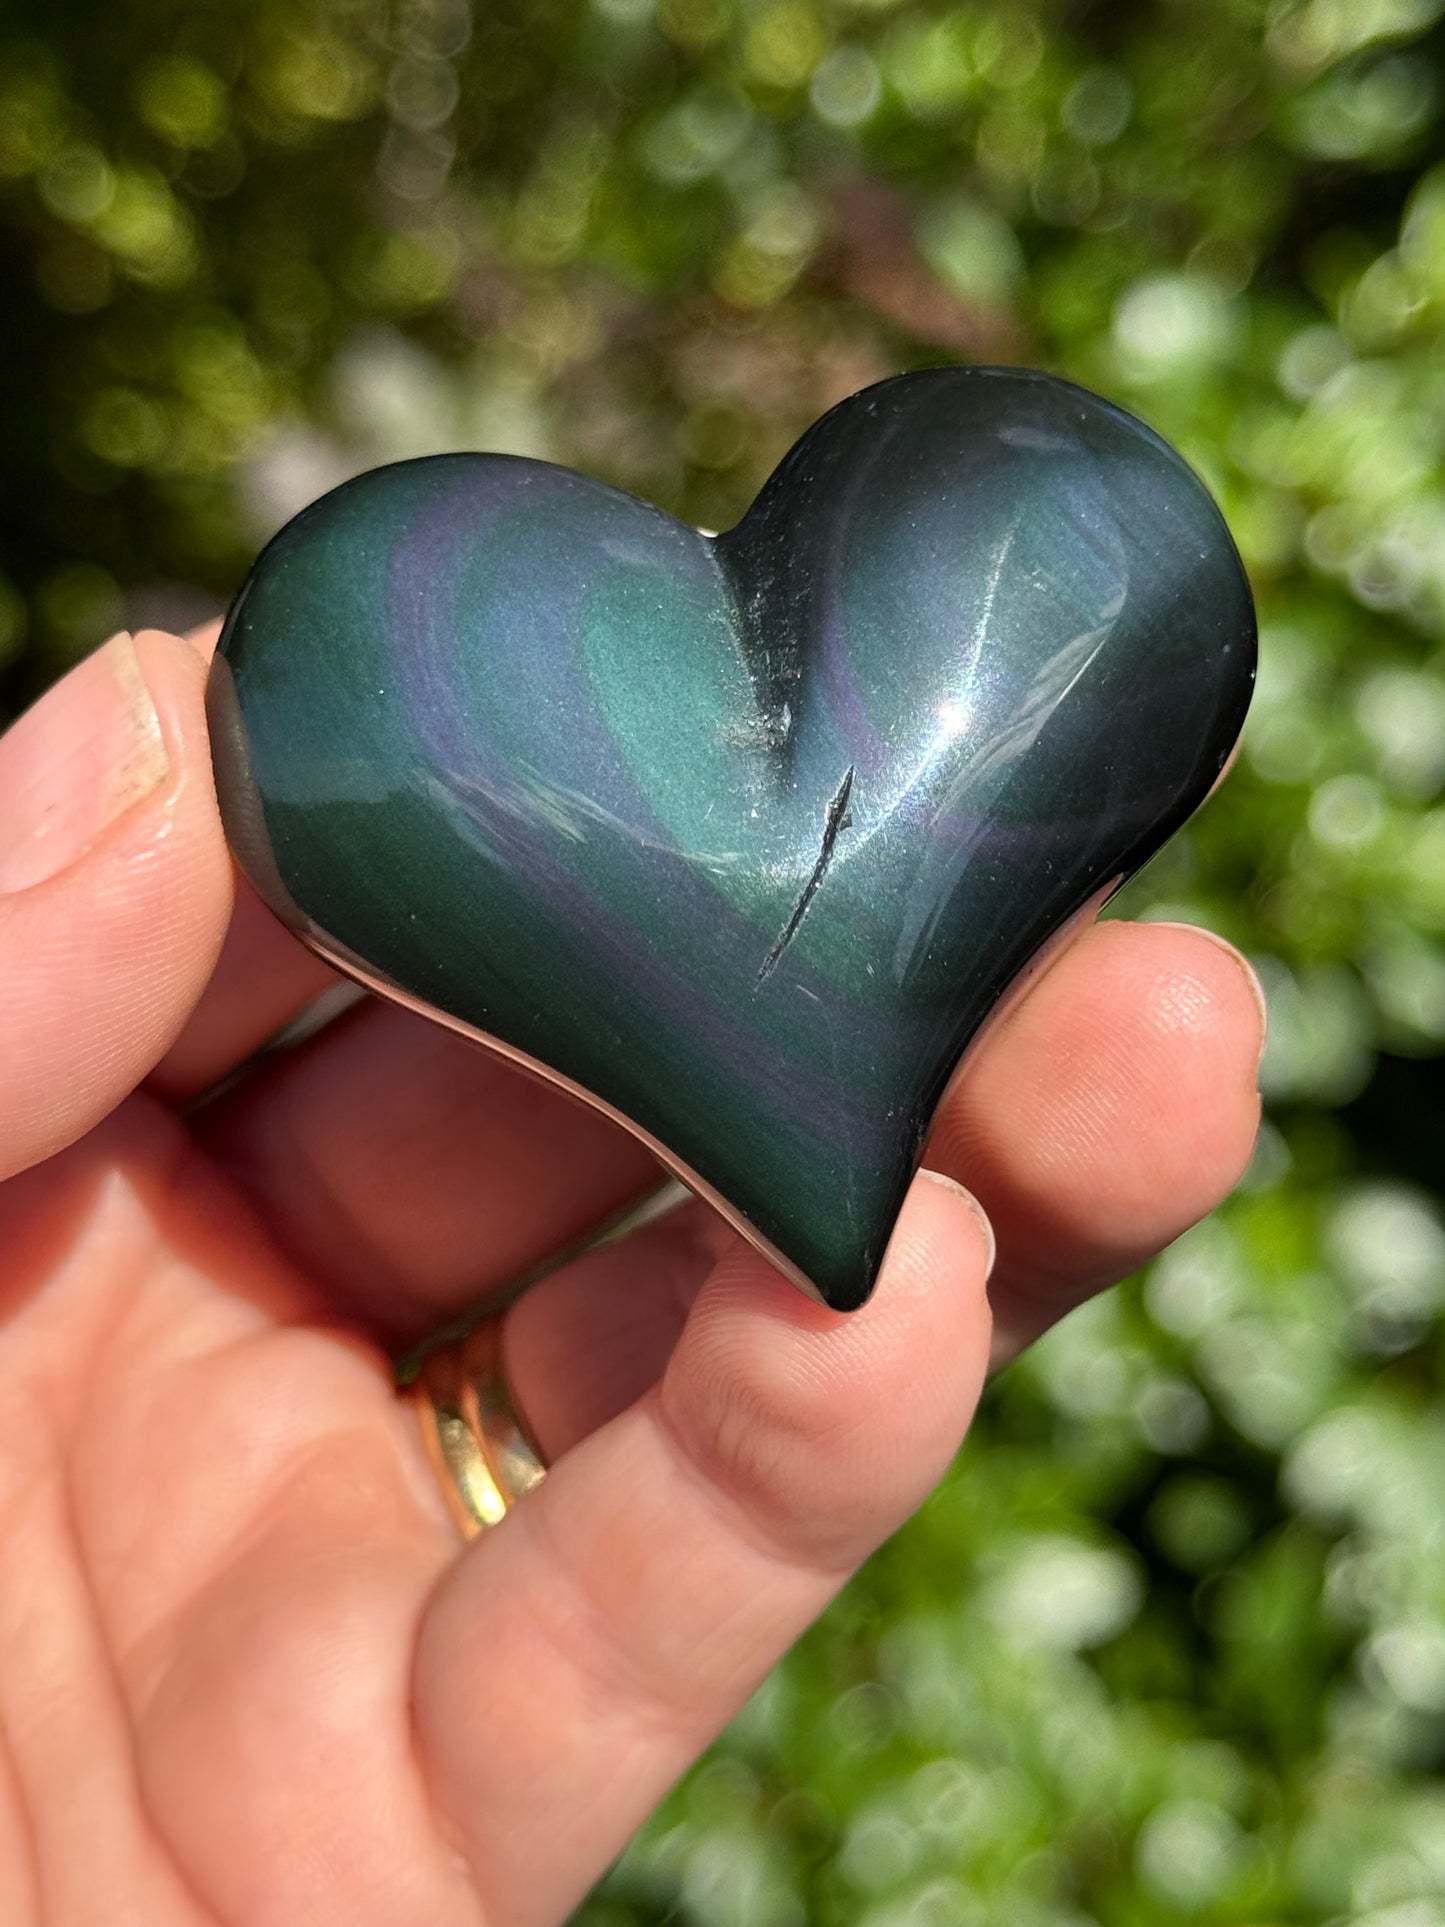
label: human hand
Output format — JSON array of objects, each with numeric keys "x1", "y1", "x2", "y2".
[{"x1": 0, "y1": 626, "x2": 1263, "y2": 1926}]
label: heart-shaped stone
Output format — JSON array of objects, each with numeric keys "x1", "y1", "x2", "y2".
[{"x1": 209, "y1": 367, "x2": 1255, "y2": 1311}]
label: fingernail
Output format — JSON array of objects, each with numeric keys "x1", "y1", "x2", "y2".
[
  {"x1": 918, "y1": 1167, "x2": 997, "y2": 1281},
  {"x1": 1149, "y1": 919, "x2": 1269, "y2": 1059},
  {"x1": 0, "y1": 633, "x2": 169, "y2": 895}
]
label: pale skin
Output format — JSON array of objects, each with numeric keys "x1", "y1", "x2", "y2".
[{"x1": 0, "y1": 624, "x2": 1265, "y2": 1927}]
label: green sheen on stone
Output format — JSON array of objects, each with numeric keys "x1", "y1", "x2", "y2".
[{"x1": 209, "y1": 368, "x2": 1256, "y2": 1310}]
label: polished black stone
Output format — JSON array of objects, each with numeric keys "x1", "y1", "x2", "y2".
[{"x1": 209, "y1": 367, "x2": 1256, "y2": 1309}]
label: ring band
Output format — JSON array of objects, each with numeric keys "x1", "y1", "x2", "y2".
[
  {"x1": 403, "y1": 1179, "x2": 690, "y2": 1536},
  {"x1": 408, "y1": 1320, "x2": 547, "y2": 1538}
]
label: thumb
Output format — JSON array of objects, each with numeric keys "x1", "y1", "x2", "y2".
[{"x1": 0, "y1": 628, "x2": 233, "y2": 1179}]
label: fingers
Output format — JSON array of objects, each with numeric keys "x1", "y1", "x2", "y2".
[
  {"x1": 146, "y1": 874, "x2": 339, "y2": 1103},
  {"x1": 494, "y1": 918, "x2": 1265, "y2": 1450},
  {"x1": 413, "y1": 1169, "x2": 995, "y2": 1927},
  {"x1": 928, "y1": 919, "x2": 1264, "y2": 1366},
  {"x1": 195, "y1": 1002, "x2": 664, "y2": 1337},
  {"x1": 0, "y1": 631, "x2": 233, "y2": 1180},
  {"x1": 501, "y1": 1198, "x2": 734, "y2": 1458},
  {"x1": 198, "y1": 914, "x2": 1262, "y2": 1376}
]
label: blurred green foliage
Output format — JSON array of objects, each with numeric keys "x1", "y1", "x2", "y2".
[{"x1": 5, "y1": 0, "x2": 1445, "y2": 1918}]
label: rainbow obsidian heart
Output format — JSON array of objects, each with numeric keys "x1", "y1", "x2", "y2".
[{"x1": 208, "y1": 367, "x2": 1255, "y2": 1311}]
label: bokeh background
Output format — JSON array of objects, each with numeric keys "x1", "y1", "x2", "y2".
[{"x1": 4, "y1": 0, "x2": 1445, "y2": 1919}]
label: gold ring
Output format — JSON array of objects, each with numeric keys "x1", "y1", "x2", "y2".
[
  {"x1": 402, "y1": 1180, "x2": 691, "y2": 1535},
  {"x1": 407, "y1": 1319, "x2": 547, "y2": 1538}
]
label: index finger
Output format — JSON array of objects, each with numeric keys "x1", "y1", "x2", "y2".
[{"x1": 412, "y1": 1168, "x2": 995, "y2": 1927}]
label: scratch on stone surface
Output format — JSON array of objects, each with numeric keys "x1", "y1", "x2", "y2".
[{"x1": 757, "y1": 764, "x2": 855, "y2": 986}]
